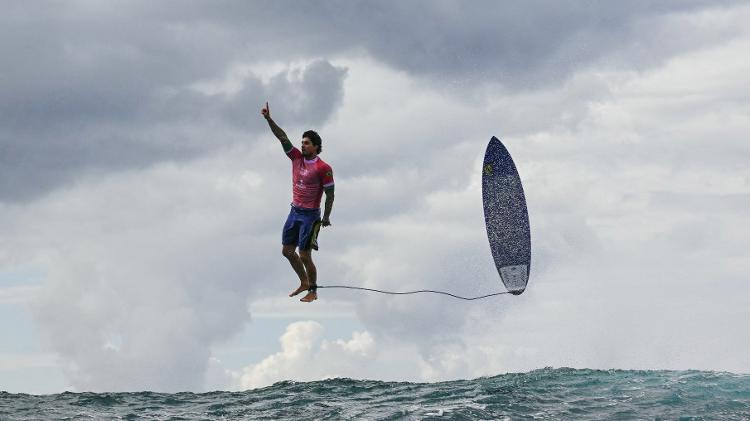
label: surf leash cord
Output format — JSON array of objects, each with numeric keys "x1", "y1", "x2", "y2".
[{"x1": 316, "y1": 285, "x2": 512, "y2": 300}]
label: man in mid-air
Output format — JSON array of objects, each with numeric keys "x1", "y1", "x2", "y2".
[{"x1": 261, "y1": 102, "x2": 334, "y2": 302}]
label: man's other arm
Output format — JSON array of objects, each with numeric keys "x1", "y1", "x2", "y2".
[{"x1": 322, "y1": 186, "x2": 334, "y2": 226}]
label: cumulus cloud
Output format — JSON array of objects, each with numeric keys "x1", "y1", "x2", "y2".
[
  {"x1": 317, "y1": 6, "x2": 750, "y2": 377},
  {"x1": 0, "y1": 56, "x2": 346, "y2": 202},
  {"x1": 2, "y1": 1, "x2": 739, "y2": 203},
  {"x1": 2, "y1": 1, "x2": 749, "y2": 394},
  {"x1": 238, "y1": 321, "x2": 423, "y2": 389},
  {"x1": 19, "y1": 150, "x2": 278, "y2": 392},
  {"x1": 133, "y1": 0, "x2": 743, "y2": 85}
]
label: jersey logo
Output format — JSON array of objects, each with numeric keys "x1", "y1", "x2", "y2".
[{"x1": 483, "y1": 164, "x2": 493, "y2": 176}]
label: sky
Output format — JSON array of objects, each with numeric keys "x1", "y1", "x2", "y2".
[{"x1": 1, "y1": 0, "x2": 749, "y2": 394}]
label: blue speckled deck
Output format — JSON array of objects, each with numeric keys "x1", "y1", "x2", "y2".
[{"x1": 482, "y1": 136, "x2": 531, "y2": 295}]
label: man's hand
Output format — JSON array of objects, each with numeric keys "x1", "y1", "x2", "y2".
[
  {"x1": 321, "y1": 218, "x2": 331, "y2": 227},
  {"x1": 263, "y1": 102, "x2": 291, "y2": 146}
]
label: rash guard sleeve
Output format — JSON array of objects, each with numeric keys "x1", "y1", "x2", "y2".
[
  {"x1": 286, "y1": 147, "x2": 302, "y2": 160},
  {"x1": 319, "y1": 163, "x2": 334, "y2": 188}
]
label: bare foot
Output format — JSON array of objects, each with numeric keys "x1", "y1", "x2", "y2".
[
  {"x1": 289, "y1": 283, "x2": 310, "y2": 297},
  {"x1": 300, "y1": 290, "x2": 317, "y2": 302}
]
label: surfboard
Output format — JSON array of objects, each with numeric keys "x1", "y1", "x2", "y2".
[{"x1": 482, "y1": 136, "x2": 531, "y2": 295}]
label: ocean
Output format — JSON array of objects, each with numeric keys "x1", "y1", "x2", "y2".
[{"x1": 1, "y1": 368, "x2": 748, "y2": 420}]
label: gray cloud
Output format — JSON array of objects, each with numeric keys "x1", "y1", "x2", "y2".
[
  {"x1": 0, "y1": 57, "x2": 346, "y2": 202},
  {"x1": 1, "y1": 1, "x2": 740, "y2": 202},
  {"x1": 22, "y1": 156, "x2": 271, "y2": 392},
  {"x1": 190, "y1": 0, "x2": 742, "y2": 85},
  {"x1": 1, "y1": 3, "x2": 349, "y2": 202},
  {"x1": 3, "y1": 1, "x2": 749, "y2": 393}
]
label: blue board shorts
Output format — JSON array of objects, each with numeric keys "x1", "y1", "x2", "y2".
[{"x1": 282, "y1": 205, "x2": 321, "y2": 251}]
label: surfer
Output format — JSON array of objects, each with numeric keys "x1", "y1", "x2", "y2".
[{"x1": 261, "y1": 102, "x2": 335, "y2": 302}]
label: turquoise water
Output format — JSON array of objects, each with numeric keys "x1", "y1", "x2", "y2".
[{"x1": 1, "y1": 368, "x2": 749, "y2": 420}]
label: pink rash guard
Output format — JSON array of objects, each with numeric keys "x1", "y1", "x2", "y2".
[{"x1": 286, "y1": 147, "x2": 334, "y2": 209}]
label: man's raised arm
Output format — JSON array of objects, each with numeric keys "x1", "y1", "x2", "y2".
[{"x1": 261, "y1": 102, "x2": 293, "y2": 153}]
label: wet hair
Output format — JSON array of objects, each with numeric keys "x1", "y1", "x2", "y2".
[{"x1": 303, "y1": 130, "x2": 322, "y2": 154}]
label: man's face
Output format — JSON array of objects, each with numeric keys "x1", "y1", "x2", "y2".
[{"x1": 300, "y1": 137, "x2": 316, "y2": 156}]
